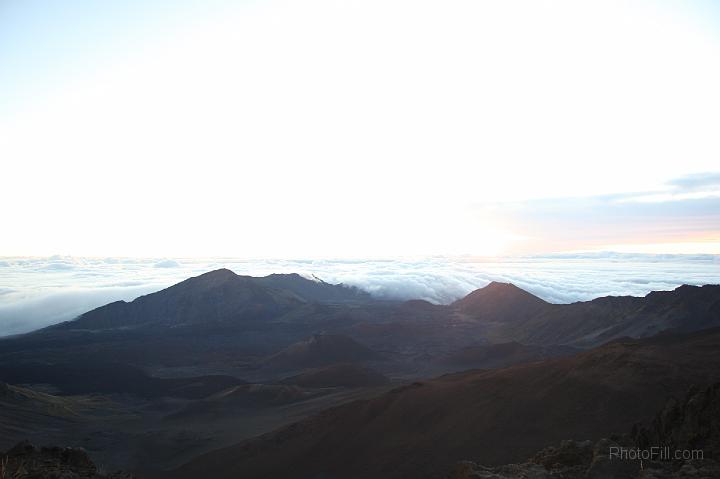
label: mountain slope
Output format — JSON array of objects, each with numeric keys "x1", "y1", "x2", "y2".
[
  {"x1": 264, "y1": 334, "x2": 380, "y2": 370},
  {"x1": 280, "y1": 363, "x2": 390, "y2": 388},
  {"x1": 450, "y1": 381, "x2": 720, "y2": 478},
  {"x1": 56, "y1": 269, "x2": 305, "y2": 330},
  {"x1": 452, "y1": 281, "x2": 550, "y2": 322},
  {"x1": 0, "y1": 382, "x2": 129, "y2": 454},
  {"x1": 440, "y1": 341, "x2": 580, "y2": 369},
  {"x1": 167, "y1": 328, "x2": 720, "y2": 479},
  {"x1": 255, "y1": 273, "x2": 371, "y2": 303},
  {"x1": 1, "y1": 381, "x2": 78, "y2": 419},
  {"x1": 3, "y1": 274, "x2": 718, "y2": 388},
  {"x1": 0, "y1": 362, "x2": 244, "y2": 399},
  {"x1": 165, "y1": 384, "x2": 322, "y2": 422},
  {"x1": 515, "y1": 284, "x2": 720, "y2": 346},
  {"x1": 451, "y1": 282, "x2": 720, "y2": 347}
]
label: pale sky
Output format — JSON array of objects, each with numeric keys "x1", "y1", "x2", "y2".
[{"x1": 2, "y1": 0, "x2": 720, "y2": 258}]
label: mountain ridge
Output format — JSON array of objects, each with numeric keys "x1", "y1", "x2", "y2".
[
  {"x1": 48, "y1": 269, "x2": 373, "y2": 332},
  {"x1": 1, "y1": 271, "x2": 719, "y2": 476},
  {"x1": 450, "y1": 282, "x2": 720, "y2": 346}
]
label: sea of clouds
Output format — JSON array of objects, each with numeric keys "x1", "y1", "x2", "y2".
[{"x1": 0, "y1": 253, "x2": 718, "y2": 336}]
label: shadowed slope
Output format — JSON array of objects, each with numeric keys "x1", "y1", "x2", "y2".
[
  {"x1": 56, "y1": 269, "x2": 305, "y2": 330},
  {"x1": 452, "y1": 281, "x2": 550, "y2": 322},
  {"x1": 449, "y1": 382, "x2": 720, "y2": 478},
  {"x1": 167, "y1": 328, "x2": 720, "y2": 479},
  {"x1": 280, "y1": 363, "x2": 390, "y2": 388},
  {"x1": 255, "y1": 273, "x2": 371, "y2": 303},
  {"x1": 264, "y1": 334, "x2": 380, "y2": 370},
  {"x1": 516, "y1": 284, "x2": 720, "y2": 346},
  {"x1": 441, "y1": 341, "x2": 580, "y2": 369},
  {"x1": 452, "y1": 283, "x2": 720, "y2": 347},
  {"x1": 0, "y1": 362, "x2": 243, "y2": 399}
]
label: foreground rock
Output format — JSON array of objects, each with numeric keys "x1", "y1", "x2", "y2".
[
  {"x1": 449, "y1": 383, "x2": 720, "y2": 478},
  {"x1": 0, "y1": 441, "x2": 132, "y2": 479}
]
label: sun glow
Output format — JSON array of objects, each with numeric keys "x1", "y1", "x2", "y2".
[{"x1": 1, "y1": 0, "x2": 720, "y2": 257}]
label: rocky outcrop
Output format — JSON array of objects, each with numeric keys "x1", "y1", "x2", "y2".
[
  {"x1": 0, "y1": 441, "x2": 132, "y2": 479},
  {"x1": 449, "y1": 383, "x2": 720, "y2": 479},
  {"x1": 633, "y1": 383, "x2": 720, "y2": 461}
]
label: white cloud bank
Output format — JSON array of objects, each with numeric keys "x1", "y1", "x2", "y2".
[{"x1": 0, "y1": 254, "x2": 717, "y2": 336}]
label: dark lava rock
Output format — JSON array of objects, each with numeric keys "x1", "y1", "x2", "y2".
[
  {"x1": 449, "y1": 383, "x2": 720, "y2": 479},
  {"x1": 633, "y1": 382, "x2": 720, "y2": 461},
  {"x1": 0, "y1": 441, "x2": 132, "y2": 479}
]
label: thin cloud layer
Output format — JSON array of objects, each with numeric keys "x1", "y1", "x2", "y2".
[
  {"x1": 154, "y1": 259, "x2": 182, "y2": 268},
  {"x1": 668, "y1": 172, "x2": 720, "y2": 192},
  {"x1": 0, "y1": 254, "x2": 718, "y2": 336}
]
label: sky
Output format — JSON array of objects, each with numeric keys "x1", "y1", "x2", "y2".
[{"x1": 2, "y1": 0, "x2": 720, "y2": 258}]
